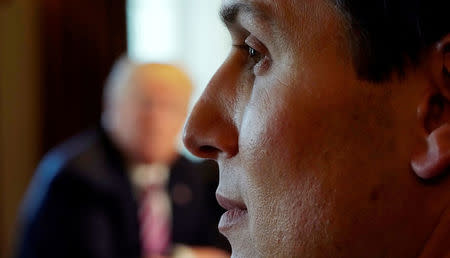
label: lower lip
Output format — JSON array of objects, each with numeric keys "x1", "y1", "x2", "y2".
[{"x1": 218, "y1": 209, "x2": 248, "y2": 232}]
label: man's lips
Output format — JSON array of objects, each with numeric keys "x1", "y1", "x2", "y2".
[
  {"x1": 216, "y1": 194, "x2": 248, "y2": 232},
  {"x1": 216, "y1": 194, "x2": 247, "y2": 211}
]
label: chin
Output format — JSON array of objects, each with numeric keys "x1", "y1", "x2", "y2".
[
  {"x1": 224, "y1": 227, "x2": 260, "y2": 258},
  {"x1": 141, "y1": 153, "x2": 175, "y2": 165}
]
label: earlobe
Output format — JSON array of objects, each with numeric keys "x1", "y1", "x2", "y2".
[
  {"x1": 411, "y1": 125, "x2": 450, "y2": 179},
  {"x1": 412, "y1": 92, "x2": 450, "y2": 179}
]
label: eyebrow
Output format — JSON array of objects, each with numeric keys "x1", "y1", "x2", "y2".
[{"x1": 219, "y1": 2, "x2": 271, "y2": 27}]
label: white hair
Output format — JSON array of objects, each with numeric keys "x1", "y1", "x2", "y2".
[
  {"x1": 101, "y1": 55, "x2": 137, "y2": 130},
  {"x1": 102, "y1": 55, "x2": 137, "y2": 106}
]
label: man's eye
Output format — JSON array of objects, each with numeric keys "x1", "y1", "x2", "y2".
[
  {"x1": 248, "y1": 46, "x2": 258, "y2": 57},
  {"x1": 246, "y1": 45, "x2": 262, "y2": 63},
  {"x1": 231, "y1": 35, "x2": 271, "y2": 76}
]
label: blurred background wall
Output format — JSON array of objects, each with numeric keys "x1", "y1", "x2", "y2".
[
  {"x1": 40, "y1": 0, "x2": 127, "y2": 152},
  {"x1": 0, "y1": 0, "x2": 229, "y2": 257},
  {"x1": 1, "y1": 1, "x2": 40, "y2": 257},
  {"x1": 1, "y1": 0, "x2": 127, "y2": 257}
]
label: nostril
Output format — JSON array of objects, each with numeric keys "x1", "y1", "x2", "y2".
[{"x1": 199, "y1": 145, "x2": 220, "y2": 157}]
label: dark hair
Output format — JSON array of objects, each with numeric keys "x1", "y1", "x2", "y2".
[{"x1": 333, "y1": 0, "x2": 449, "y2": 82}]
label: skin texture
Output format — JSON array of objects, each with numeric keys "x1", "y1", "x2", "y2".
[
  {"x1": 183, "y1": 0, "x2": 450, "y2": 257},
  {"x1": 106, "y1": 63, "x2": 192, "y2": 164}
]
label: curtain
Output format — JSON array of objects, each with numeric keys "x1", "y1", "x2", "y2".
[{"x1": 40, "y1": 0, "x2": 127, "y2": 153}]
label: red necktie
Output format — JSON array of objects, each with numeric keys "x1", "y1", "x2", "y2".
[
  {"x1": 139, "y1": 184, "x2": 171, "y2": 257},
  {"x1": 133, "y1": 165, "x2": 171, "y2": 257}
]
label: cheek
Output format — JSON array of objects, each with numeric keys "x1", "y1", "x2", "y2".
[
  {"x1": 238, "y1": 80, "x2": 332, "y2": 254},
  {"x1": 237, "y1": 71, "x2": 401, "y2": 254},
  {"x1": 239, "y1": 74, "x2": 337, "y2": 187},
  {"x1": 116, "y1": 108, "x2": 138, "y2": 141},
  {"x1": 147, "y1": 116, "x2": 184, "y2": 142}
]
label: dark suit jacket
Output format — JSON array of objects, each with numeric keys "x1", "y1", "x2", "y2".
[{"x1": 16, "y1": 127, "x2": 229, "y2": 258}]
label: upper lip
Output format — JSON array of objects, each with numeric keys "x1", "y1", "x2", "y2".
[{"x1": 216, "y1": 193, "x2": 247, "y2": 211}]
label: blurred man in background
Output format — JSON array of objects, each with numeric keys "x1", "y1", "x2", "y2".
[{"x1": 16, "y1": 57, "x2": 229, "y2": 258}]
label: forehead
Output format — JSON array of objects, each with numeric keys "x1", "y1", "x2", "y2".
[
  {"x1": 220, "y1": 0, "x2": 341, "y2": 44},
  {"x1": 221, "y1": 0, "x2": 333, "y2": 23},
  {"x1": 220, "y1": 0, "x2": 282, "y2": 34},
  {"x1": 130, "y1": 67, "x2": 192, "y2": 98}
]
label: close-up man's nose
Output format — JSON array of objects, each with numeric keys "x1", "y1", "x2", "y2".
[
  {"x1": 183, "y1": 65, "x2": 240, "y2": 160},
  {"x1": 183, "y1": 97, "x2": 239, "y2": 160}
]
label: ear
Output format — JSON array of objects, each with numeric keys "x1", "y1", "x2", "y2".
[{"x1": 411, "y1": 35, "x2": 450, "y2": 179}]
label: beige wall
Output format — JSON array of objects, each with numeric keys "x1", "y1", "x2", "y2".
[{"x1": 0, "y1": 0, "x2": 40, "y2": 257}]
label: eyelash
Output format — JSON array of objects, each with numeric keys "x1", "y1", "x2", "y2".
[
  {"x1": 234, "y1": 36, "x2": 271, "y2": 76},
  {"x1": 236, "y1": 44, "x2": 260, "y2": 69}
]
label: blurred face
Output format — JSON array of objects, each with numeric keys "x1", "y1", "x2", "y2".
[
  {"x1": 183, "y1": 0, "x2": 435, "y2": 257},
  {"x1": 115, "y1": 72, "x2": 190, "y2": 164}
]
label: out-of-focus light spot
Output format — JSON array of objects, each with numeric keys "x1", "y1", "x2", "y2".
[{"x1": 127, "y1": 0, "x2": 180, "y2": 63}]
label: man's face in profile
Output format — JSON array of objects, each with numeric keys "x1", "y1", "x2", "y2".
[{"x1": 184, "y1": 0, "x2": 449, "y2": 257}]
